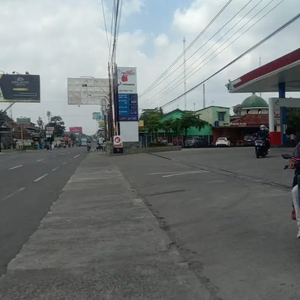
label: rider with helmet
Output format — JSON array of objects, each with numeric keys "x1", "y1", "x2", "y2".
[{"x1": 256, "y1": 125, "x2": 270, "y2": 150}]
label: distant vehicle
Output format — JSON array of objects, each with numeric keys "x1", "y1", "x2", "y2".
[
  {"x1": 215, "y1": 137, "x2": 231, "y2": 147},
  {"x1": 243, "y1": 134, "x2": 255, "y2": 146},
  {"x1": 81, "y1": 138, "x2": 87, "y2": 147},
  {"x1": 184, "y1": 136, "x2": 204, "y2": 148}
]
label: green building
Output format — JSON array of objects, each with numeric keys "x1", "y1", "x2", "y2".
[{"x1": 194, "y1": 106, "x2": 230, "y2": 127}]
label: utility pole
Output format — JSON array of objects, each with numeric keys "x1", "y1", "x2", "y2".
[
  {"x1": 108, "y1": 62, "x2": 114, "y2": 141},
  {"x1": 183, "y1": 37, "x2": 187, "y2": 111},
  {"x1": 203, "y1": 83, "x2": 206, "y2": 108},
  {"x1": 10, "y1": 105, "x2": 13, "y2": 149}
]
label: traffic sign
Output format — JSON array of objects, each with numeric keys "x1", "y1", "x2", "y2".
[{"x1": 113, "y1": 135, "x2": 123, "y2": 148}]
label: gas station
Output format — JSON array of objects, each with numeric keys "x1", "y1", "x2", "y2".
[{"x1": 227, "y1": 48, "x2": 300, "y2": 146}]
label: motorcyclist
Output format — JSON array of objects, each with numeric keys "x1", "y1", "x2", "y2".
[{"x1": 256, "y1": 125, "x2": 270, "y2": 150}]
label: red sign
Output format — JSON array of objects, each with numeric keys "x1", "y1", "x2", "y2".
[{"x1": 69, "y1": 127, "x2": 82, "y2": 133}]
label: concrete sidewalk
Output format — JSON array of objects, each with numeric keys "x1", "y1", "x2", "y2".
[{"x1": 0, "y1": 153, "x2": 208, "y2": 300}]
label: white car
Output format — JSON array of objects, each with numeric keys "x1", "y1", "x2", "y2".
[{"x1": 215, "y1": 137, "x2": 231, "y2": 147}]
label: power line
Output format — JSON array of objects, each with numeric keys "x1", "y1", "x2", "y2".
[
  {"x1": 101, "y1": 0, "x2": 111, "y2": 59},
  {"x1": 144, "y1": 0, "x2": 280, "y2": 108},
  {"x1": 142, "y1": 0, "x2": 261, "y2": 108},
  {"x1": 160, "y1": 11, "x2": 300, "y2": 109},
  {"x1": 139, "y1": 0, "x2": 233, "y2": 98}
]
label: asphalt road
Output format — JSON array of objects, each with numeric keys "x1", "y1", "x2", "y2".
[
  {"x1": 114, "y1": 147, "x2": 300, "y2": 300},
  {"x1": 0, "y1": 147, "x2": 88, "y2": 276}
]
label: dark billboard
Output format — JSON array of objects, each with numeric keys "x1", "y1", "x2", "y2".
[{"x1": 0, "y1": 74, "x2": 40, "y2": 102}]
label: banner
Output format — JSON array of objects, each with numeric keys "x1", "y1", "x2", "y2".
[{"x1": 69, "y1": 127, "x2": 82, "y2": 133}]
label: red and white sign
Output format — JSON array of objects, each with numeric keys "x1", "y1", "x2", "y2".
[
  {"x1": 113, "y1": 135, "x2": 123, "y2": 148},
  {"x1": 69, "y1": 127, "x2": 82, "y2": 133},
  {"x1": 118, "y1": 67, "x2": 137, "y2": 94}
]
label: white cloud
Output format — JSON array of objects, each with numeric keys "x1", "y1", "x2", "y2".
[{"x1": 154, "y1": 34, "x2": 169, "y2": 48}]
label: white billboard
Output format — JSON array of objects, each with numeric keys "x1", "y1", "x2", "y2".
[
  {"x1": 67, "y1": 78, "x2": 109, "y2": 105},
  {"x1": 117, "y1": 67, "x2": 137, "y2": 94}
]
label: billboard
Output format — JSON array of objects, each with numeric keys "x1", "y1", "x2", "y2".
[
  {"x1": 92, "y1": 112, "x2": 104, "y2": 120},
  {"x1": 17, "y1": 117, "x2": 31, "y2": 123},
  {"x1": 69, "y1": 127, "x2": 82, "y2": 133},
  {"x1": 67, "y1": 78, "x2": 109, "y2": 105},
  {"x1": 118, "y1": 93, "x2": 138, "y2": 121},
  {"x1": 0, "y1": 74, "x2": 40, "y2": 103},
  {"x1": 117, "y1": 67, "x2": 137, "y2": 94}
]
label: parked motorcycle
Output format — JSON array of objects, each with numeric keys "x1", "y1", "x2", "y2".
[{"x1": 255, "y1": 139, "x2": 268, "y2": 158}]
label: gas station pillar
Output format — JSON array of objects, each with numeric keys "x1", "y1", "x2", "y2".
[{"x1": 279, "y1": 82, "x2": 287, "y2": 146}]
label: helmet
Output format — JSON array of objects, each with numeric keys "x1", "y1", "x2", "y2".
[{"x1": 260, "y1": 125, "x2": 266, "y2": 130}]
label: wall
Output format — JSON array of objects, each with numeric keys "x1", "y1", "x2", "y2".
[
  {"x1": 241, "y1": 108, "x2": 268, "y2": 115},
  {"x1": 195, "y1": 106, "x2": 230, "y2": 127}
]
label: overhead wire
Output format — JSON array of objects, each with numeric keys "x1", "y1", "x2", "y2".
[
  {"x1": 101, "y1": 0, "x2": 111, "y2": 59},
  {"x1": 139, "y1": 0, "x2": 233, "y2": 98},
  {"x1": 142, "y1": 0, "x2": 263, "y2": 108},
  {"x1": 160, "y1": 11, "x2": 300, "y2": 109},
  {"x1": 144, "y1": 0, "x2": 285, "y2": 109}
]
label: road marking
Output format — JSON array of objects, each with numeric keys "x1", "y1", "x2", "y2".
[
  {"x1": 149, "y1": 171, "x2": 182, "y2": 175},
  {"x1": 63, "y1": 161, "x2": 68, "y2": 165},
  {"x1": 36, "y1": 159, "x2": 44, "y2": 163},
  {"x1": 74, "y1": 154, "x2": 80, "y2": 159},
  {"x1": 52, "y1": 166, "x2": 60, "y2": 171},
  {"x1": 9, "y1": 165, "x2": 23, "y2": 170},
  {"x1": 2, "y1": 187, "x2": 26, "y2": 201},
  {"x1": 34, "y1": 174, "x2": 48, "y2": 182},
  {"x1": 51, "y1": 155, "x2": 56, "y2": 158},
  {"x1": 162, "y1": 170, "x2": 209, "y2": 178},
  {"x1": 206, "y1": 180, "x2": 226, "y2": 184}
]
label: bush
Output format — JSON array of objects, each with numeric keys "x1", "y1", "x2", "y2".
[{"x1": 149, "y1": 141, "x2": 167, "y2": 147}]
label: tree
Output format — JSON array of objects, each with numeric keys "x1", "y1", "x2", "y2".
[
  {"x1": 147, "y1": 113, "x2": 161, "y2": 141},
  {"x1": 179, "y1": 112, "x2": 208, "y2": 137},
  {"x1": 287, "y1": 108, "x2": 300, "y2": 135},
  {"x1": 140, "y1": 107, "x2": 164, "y2": 127},
  {"x1": 160, "y1": 118, "x2": 174, "y2": 139},
  {"x1": 46, "y1": 116, "x2": 65, "y2": 137},
  {"x1": 171, "y1": 118, "x2": 182, "y2": 136},
  {"x1": 37, "y1": 116, "x2": 44, "y2": 130},
  {"x1": 0, "y1": 110, "x2": 13, "y2": 125},
  {"x1": 70, "y1": 133, "x2": 76, "y2": 142}
]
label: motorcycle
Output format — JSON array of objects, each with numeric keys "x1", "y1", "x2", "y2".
[
  {"x1": 255, "y1": 139, "x2": 268, "y2": 158},
  {"x1": 87, "y1": 144, "x2": 91, "y2": 152}
]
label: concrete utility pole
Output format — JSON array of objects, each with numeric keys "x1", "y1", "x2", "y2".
[{"x1": 183, "y1": 37, "x2": 187, "y2": 111}]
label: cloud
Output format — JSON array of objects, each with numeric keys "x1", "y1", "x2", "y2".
[{"x1": 154, "y1": 34, "x2": 169, "y2": 48}]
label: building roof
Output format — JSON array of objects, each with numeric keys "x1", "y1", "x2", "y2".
[
  {"x1": 230, "y1": 114, "x2": 269, "y2": 127},
  {"x1": 195, "y1": 105, "x2": 230, "y2": 113},
  {"x1": 227, "y1": 48, "x2": 300, "y2": 93},
  {"x1": 241, "y1": 93, "x2": 268, "y2": 109}
]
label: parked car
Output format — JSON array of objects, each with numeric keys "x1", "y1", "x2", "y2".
[
  {"x1": 243, "y1": 134, "x2": 255, "y2": 146},
  {"x1": 184, "y1": 136, "x2": 204, "y2": 148},
  {"x1": 215, "y1": 137, "x2": 231, "y2": 147}
]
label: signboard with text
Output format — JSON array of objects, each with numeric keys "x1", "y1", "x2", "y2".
[
  {"x1": 0, "y1": 74, "x2": 40, "y2": 103},
  {"x1": 117, "y1": 67, "x2": 137, "y2": 94},
  {"x1": 118, "y1": 93, "x2": 138, "y2": 121},
  {"x1": 69, "y1": 127, "x2": 83, "y2": 133}
]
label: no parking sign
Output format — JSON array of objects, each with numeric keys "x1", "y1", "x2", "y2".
[{"x1": 113, "y1": 135, "x2": 123, "y2": 148}]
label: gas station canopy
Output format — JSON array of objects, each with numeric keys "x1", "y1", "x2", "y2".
[{"x1": 227, "y1": 48, "x2": 300, "y2": 93}]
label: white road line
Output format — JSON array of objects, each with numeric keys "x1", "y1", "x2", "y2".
[
  {"x1": 63, "y1": 161, "x2": 68, "y2": 165},
  {"x1": 36, "y1": 159, "x2": 44, "y2": 163},
  {"x1": 52, "y1": 166, "x2": 60, "y2": 171},
  {"x1": 2, "y1": 187, "x2": 26, "y2": 201},
  {"x1": 9, "y1": 165, "x2": 23, "y2": 170},
  {"x1": 162, "y1": 170, "x2": 209, "y2": 178},
  {"x1": 34, "y1": 174, "x2": 48, "y2": 182},
  {"x1": 74, "y1": 154, "x2": 80, "y2": 159}
]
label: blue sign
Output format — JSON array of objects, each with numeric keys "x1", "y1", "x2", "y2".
[{"x1": 118, "y1": 93, "x2": 138, "y2": 121}]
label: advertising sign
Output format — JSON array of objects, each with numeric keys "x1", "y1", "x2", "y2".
[
  {"x1": 46, "y1": 127, "x2": 54, "y2": 131},
  {"x1": 117, "y1": 67, "x2": 137, "y2": 94},
  {"x1": 17, "y1": 117, "x2": 31, "y2": 123},
  {"x1": 118, "y1": 93, "x2": 138, "y2": 121},
  {"x1": 0, "y1": 74, "x2": 40, "y2": 103},
  {"x1": 113, "y1": 135, "x2": 123, "y2": 148},
  {"x1": 67, "y1": 78, "x2": 109, "y2": 105},
  {"x1": 98, "y1": 119, "x2": 105, "y2": 130},
  {"x1": 92, "y1": 112, "x2": 104, "y2": 120},
  {"x1": 69, "y1": 127, "x2": 83, "y2": 133}
]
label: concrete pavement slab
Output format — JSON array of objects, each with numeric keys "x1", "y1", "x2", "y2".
[{"x1": 0, "y1": 153, "x2": 210, "y2": 300}]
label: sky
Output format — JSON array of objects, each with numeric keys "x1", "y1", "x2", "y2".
[{"x1": 0, "y1": 0, "x2": 299, "y2": 134}]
